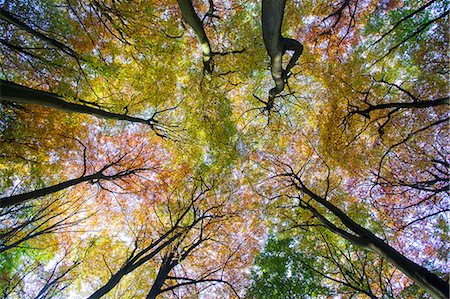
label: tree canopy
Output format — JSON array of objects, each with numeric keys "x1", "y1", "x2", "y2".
[{"x1": 0, "y1": 0, "x2": 448, "y2": 298}]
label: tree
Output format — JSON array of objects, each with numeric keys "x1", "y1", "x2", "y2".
[
  {"x1": 177, "y1": 0, "x2": 213, "y2": 74},
  {"x1": 0, "y1": 247, "x2": 83, "y2": 299},
  {"x1": 0, "y1": 80, "x2": 174, "y2": 138},
  {"x1": 263, "y1": 156, "x2": 448, "y2": 298},
  {"x1": 262, "y1": 0, "x2": 303, "y2": 101},
  {"x1": 0, "y1": 137, "x2": 161, "y2": 207},
  {"x1": 249, "y1": 233, "x2": 408, "y2": 299},
  {"x1": 0, "y1": 193, "x2": 89, "y2": 254},
  {"x1": 80, "y1": 175, "x2": 261, "y2": 299},
  {"x1": 0, "y1": 195, "x2": 90, "y2": 299},
  {"x1": 248, "y1": 236, "x2": 329, "y2": 299},
  {"x1": 86, "y1": 180, "x2": 217, "y2": 299},
  {"x1": 0, "y1": 0, "x2": 448, "y2": 298}
]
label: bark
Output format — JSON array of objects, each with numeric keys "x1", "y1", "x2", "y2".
[
  {"x1": 87, "y1": 234, "x2": 181, "y2": 299},
  {"x1": 262, "y1": 0, "x2": 303, "y2": 100},
  {"x1": 292, "y1": 178, "x2": 449, "y2": 299},
  {"x1": 0, "y1": 166, "x2": 139, "y2": 208},
  {"x1": 146, "y1": 253, "x2": 176, "y2": 299},
  {"x1": 355, "y1": 96, "x2": 449, "y2": 118},
  {"x1": 0, "y1": 80, "x2": 164, "y2": 134},
  {"x1": 87, "y1": 201, "x2": 205, "y2": 299},
  {"x1": 177, "y1": 0, "x2": 213, "y2": 74}
]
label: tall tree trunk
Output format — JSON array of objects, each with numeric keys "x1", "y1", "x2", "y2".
[
  {"x1": 0, "y1": 173, "x2": 98, "y2": 208},
  {"x1": 146, "y1": 253, "x2": 176, "y2": 299},
  {"x1": 0, "y1": 80, "x2": 162, "y2": 131},
  {"x1": 262, "y1": 0, "x2": 303, "y2": 100},
  {"x1": 87, "y1": 235, "x2": 180, "y2": 299},
  {"x1": 293, "y1": 179, "x2": 449, "y2": 299},
  {"x1": 0, "y1": 166, "x2": 138, "y2": 208},
  {"x1": 177, "y1": 0, "x2": 213, "y2": 74}
]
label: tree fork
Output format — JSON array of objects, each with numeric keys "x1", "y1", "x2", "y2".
[
  {"x1": 86, "y1": 233, "x2": 182, "y2": 299},
  {"x1": 86, "y1": 205, "x2": 207, "y2": 299},
  {"x1": 262, "y1": 0, "x2": 303, "y2": 100}
]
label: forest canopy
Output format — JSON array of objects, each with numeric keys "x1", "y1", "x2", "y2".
[{"x1": 0, "y1": 0, "x2": 448, "y2": 298}]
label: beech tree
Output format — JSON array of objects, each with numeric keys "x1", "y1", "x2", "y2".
[
  {"x1": 0, "y1": 0, "x2": 448, "y2": 298},
  {"x1": 0, "y1": 80, "x2": 175, "y2": 138},
  {"x1": 269, "y1": 158, "x2": 448, "y2": 298},
  {"x1": 262, "y1": 0, "x2": 303, "y2": 101}
]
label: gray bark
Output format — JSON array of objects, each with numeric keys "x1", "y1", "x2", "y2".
[
  {"x1": 0, "y1": 80, "x2": 164, "y2": 135},
  {"x1": 262, "y1": 0, "x2": 303, "y2": 100},
  {"x1": 177, "y1": 0, "x2": 213, "y2": 74}
]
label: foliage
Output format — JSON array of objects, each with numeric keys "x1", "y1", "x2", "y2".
[
  {"x1": 248, "y1": 235, "x2": 328, "y2": 299},
  {"x1": 0, "y1": 0, "x2": 448, "y2": 298}
]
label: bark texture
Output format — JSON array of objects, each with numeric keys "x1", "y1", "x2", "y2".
[
  {"x1": 177, "y1": 0, "x2": 213, "y2": 74},
  {"x1": 262, "y1": 0, "x2": 303, "y2": 100},
  {"x1": 0, "y1": 80, "x2": 164, "y2": 134}
]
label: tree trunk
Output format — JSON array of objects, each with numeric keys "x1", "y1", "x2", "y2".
[
  {"x1": 0, "y1": 173, "x2": 99, "y2": 208},
  {"x1": 294, "y1": 180, "x2": 449, "y2": 299},
  {"x1": 262, "y1": 0, "x2": 303, "y2": 99},
  {"x1": 87, "y1": 233, "x2": 182, "y2": 299},
  {"x1": 177, "y1": 0, "x2": 212, "y2": 74},
  {"x1": 146, "y1": 253, "x2": 176, "y2": 299},
  {"x1": 0, "y1": 79, "x2": 159, "y2": 128}
]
